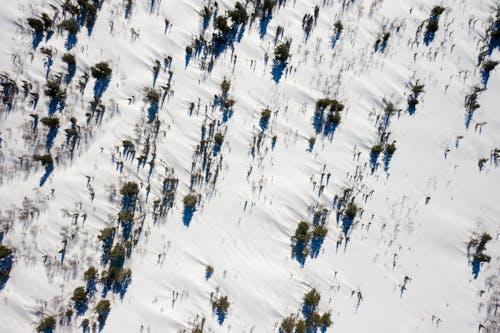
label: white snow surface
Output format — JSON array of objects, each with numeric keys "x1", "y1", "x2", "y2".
[{"x1": 0, "y1": 0, "x2": 499, "y2": 332}]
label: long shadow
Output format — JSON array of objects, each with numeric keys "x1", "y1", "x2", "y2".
[
  {"x1": 259, "y1": 14, "x2": 272, "y2": 39},
  {"x1": 183, "y1": 207, "x2": 195, "y2": 226},
  {"x1": 341, "y1": 216, "x2": 354, "y2": 238},
  {"x1": 74, "y1": 299, "x2": 88, "y2": 316},
  {"x1": 65, "y1": 65, "x2": 76, "y2": 84},
  {"x1": 271, "y1": 60, "x2": 287, "y2": 83},
  {"x1": 331, "y1": 33, "x2": 341, "y2": 48},
  {"x1": 324, "y1": 121, "x2": 339, "y2": 140},
  {"x1": 216, "y1": 309, "x2": 226, "y2": 325},
  {"x1": 423, "y1": 30, "x2": 436, "y2": 46},
  {"x1": 472, "y1": 259, "x2": 481, "y2": 279},
  {"x1": 0, "y1": 251, "x2": 13, "y2": 291},
  {"x1": 147, "y1": 102, "x2": 159, "y2": 123},
  {"x1": 40, "y1": 164, "x2": 54, "y2": 187},
  {"x1": 383, "y1": 151, "x2": 393, "y2": 172},
  {"x1": 370, "y1": 152, "x2": 380, "y2": 174},
  {"x1": 32, "y1": 32, "x2": 43, "y2": 50},
  {"x1": 310, "y1": 236, "x2": 324, "y2": 258},
  {"x1": 93, "y1": 78, "x2": 110, "y2": 98},
  {"x1": 292, "y1": 241, "x2": 307, "y2": 266},
  {"x1": 46, "y1": 128, "x2": 58, "y2": 150},
  {"x1": 65, "y1": 33, "x2": 78, "y2": 50}
]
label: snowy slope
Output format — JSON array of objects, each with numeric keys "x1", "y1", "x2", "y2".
[{"x1": 0, "y1": 0, "x2": 499, "y2": 333}]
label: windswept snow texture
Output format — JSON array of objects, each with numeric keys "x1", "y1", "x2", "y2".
[{"x1": 0, "y1": 1, "x2": 499, "y2": 333}]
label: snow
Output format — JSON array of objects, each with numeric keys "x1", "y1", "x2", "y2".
[{"x1": 0, "y1": 0, "x2": 499, "y2": 332}]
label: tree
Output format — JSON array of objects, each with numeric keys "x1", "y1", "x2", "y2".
[
  {"x1": 33, "y1": 154, "x2": 53, "y2": 166},
  {"x1": 294, "y1": 222, "x2": 311, "y2": 243},
  {"x1": 214, "y1": 132, "x2": 224, "y2": 145},
  {"x1": 71, "y1": 286, "x2": 88, "y2": 303},
  {"x1": 228, "y1": 2, "x2": 248, "y2": 25},
  {"x1": 62, "y1": 53, "x2": 76, "y2": 67},
  {"x1": 120, "y1": 182, "x2": 139, "y2": 197},
  {"x1": 91, "y1": 62, "x2": 112, "y2": 79},
  {"x1": 274, "y1": 41, "x2": 291, "y2": 63},
  {"x1": 344, "y1": 204, "x2": 358, "y2": 220},
  {"x1": 36, "y1": 316, "x2": 56, "y2": 332},
  {"x1": 303, "y1": 289, "x2": 321, "y2": 308},
  {"x1": 279, "y1": 315, "x2": 295, "y2": 333},
  {"x1": 213, "y1": 295, "x2": 230, "y2": 315},
  {"x1": 183, "y1": 194, "x2": 198, "y2": 209},
  {"x1": 27, "y1": 18, "x2": 45, "y2": 34}
]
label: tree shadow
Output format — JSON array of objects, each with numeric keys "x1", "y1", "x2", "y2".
[
  {"x1": 93, "y1": 78, "x2": 110, "y2": 98},
  {"x1": 183, "y1": 207, "x2": 195, "y2": 226},
  {"x1": 147, "y1": 102, "x2": 159, "y2": 122},
  {"x1": 272, "y1": 60, "x2": 287, "y2": 83},
  {"x1": 65, "y1": 33, "x2": 78, "y2": 50},
  {"x1": 341, "y1": 216, "x2": 354, "y2": 238},
  {"x1": 32, "y1": 32, "x2": 44, "y2": 50},
  {"x1": 40, "y1": 164, "x2": 54, "y2": 187}
]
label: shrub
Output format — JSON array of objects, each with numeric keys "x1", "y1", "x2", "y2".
[
  {"x1": 205, "y1": 265, "x2": 214, "y2": 277},
  {"x1": 62, "y1": 53, "x2": 76, "y2": 67},
  {"x1": 120, "y1": 182, "x2": 139, "y2": 197},
  {"x1": 28, "y1": 18, "x2": 45, "y2": 34},
  {"x1": 274, "y1": 41, "x2": 291, "y2": 63},
  {"x1": 344, "y1": 204, "x2": 358, "y2": 219},
  {"x1": 90, "y1": 62, "x2": 112, "y2": 79},
  {"x1": 36, "y1": 316, "x2": 56, "y2": 332},
  {"x1": 303, "y1": 289, "x2": 321, "y2": 308},
  {"x1": 58, "y1": 19, "x2": 79, "y2": 34},
  {"x1": 41, "y1": 117, "x2": 60, "y2": 129},
  {"x1": 33, "y1": 154, "x2": 53, "y2": 166},
  {"x1": 185, "y1": 46, "x2": 193, "y2": 55},
  {"x1": 183, "y1": 194, "x2": 198, "y2": 209}
]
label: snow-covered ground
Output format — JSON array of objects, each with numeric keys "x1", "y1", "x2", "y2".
[{"x1": 0, "y1": 0, "x2": 499, "y2": 332}]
